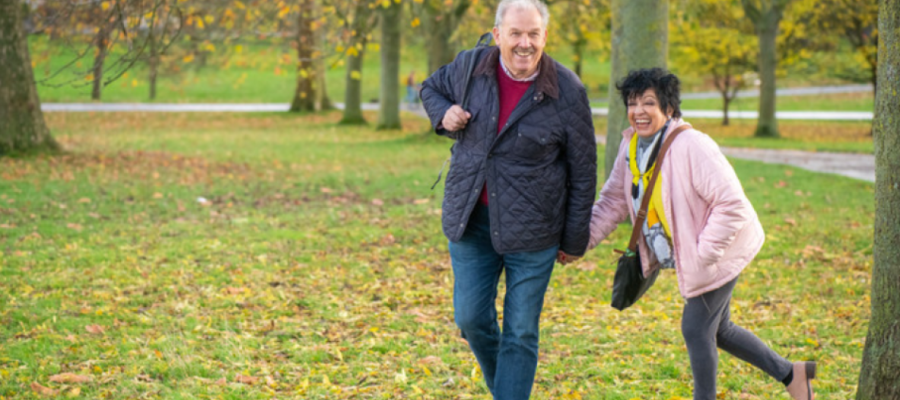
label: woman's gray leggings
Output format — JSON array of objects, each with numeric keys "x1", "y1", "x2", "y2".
[{"x1": 681, "y1": 277, "x2": 793, "y2": 400}]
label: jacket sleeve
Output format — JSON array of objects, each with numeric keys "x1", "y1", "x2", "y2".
[
  {"x1": 419, "y1": 50, "x2": 470, "y2": 139},
  {"x1": 587, "y1": 133, "x2": 631, "y2": 251},
  {"x1": 559, "y1": 87, "x2": 598, "y2": 257},
  {"x1": 689, "y1": 133, "x2": 752, "y2": 267}
]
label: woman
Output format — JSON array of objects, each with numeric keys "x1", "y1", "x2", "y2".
[{"x1": 582, "y1": 68, "x2": 816, "y2": 399}]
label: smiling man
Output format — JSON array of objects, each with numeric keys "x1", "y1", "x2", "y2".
[{"x1": 419, "y1": 1, "x2": 597, "y2": 398}]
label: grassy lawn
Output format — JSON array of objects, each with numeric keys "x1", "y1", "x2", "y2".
[
  {"x1": 594, "y1": 117, "x2": 874, "y2": 153},
  {"x1": 31, "y1": 35, "x2": 870, "y2": 114},
  {"x1": 1, "y1": 112, "x2": 873, "y2": 399},
  {"x1": 29, "y1": 37, "x2": 612, "y2": 104}
]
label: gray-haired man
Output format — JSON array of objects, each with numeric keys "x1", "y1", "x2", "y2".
[{"x1": 419, "y1": 0, "x2": 597, "y2": 398}]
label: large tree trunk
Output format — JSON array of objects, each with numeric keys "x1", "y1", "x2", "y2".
[
  {"x1": 91, "y1": 23, "x2": 110, "y2": 100},
  {"x1": 604, "y1": 0, "x2": 668, "y2": 178},
  {"x1": 0, "y1": 0, "x2": 58, "y2": 156},
  {"x1": 290, "y1": 0, "x2": 316, "y2": 112},
  {"x1": 856, "y1": 0, "x2": 900, "y2": 397},
  {"x1": 377, "y1": 1, "x2": 402, "y2": 130}
]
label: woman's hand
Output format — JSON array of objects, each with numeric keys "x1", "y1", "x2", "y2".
[{"x1": 557, "y1": 250, "x2": 581, "y2": 265}]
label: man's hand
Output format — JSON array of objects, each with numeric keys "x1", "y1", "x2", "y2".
[
  {"x1": 557, "y1": 251, "x2": 581, "y2": 265},
  {"x1": 441, "y1": 105, "x2": 472, "y2": 132}
]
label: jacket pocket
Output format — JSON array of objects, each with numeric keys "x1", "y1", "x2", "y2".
[{"x1": 513, "y1": 125, "x2": 559, "y2": 161}]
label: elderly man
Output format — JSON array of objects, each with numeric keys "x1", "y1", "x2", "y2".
[{"x1": 420, "y1": 0, "x2": 597, "y2": 398}]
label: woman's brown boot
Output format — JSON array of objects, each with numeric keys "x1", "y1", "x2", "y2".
[{"x1": 786, "y1": 361, "x2": 816, "y2": 400}]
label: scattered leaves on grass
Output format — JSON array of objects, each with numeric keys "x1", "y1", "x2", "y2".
[
  {"x1": 30, "y1": 382, "x2": 57, "y2": 396},
  {"x1": 49, "y1": 373, "x2": 92, "y2": 383}
]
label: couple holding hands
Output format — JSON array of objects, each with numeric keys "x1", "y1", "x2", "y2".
[{"x1": 419, "y1": 0, "x2": 816, "y2": 399}]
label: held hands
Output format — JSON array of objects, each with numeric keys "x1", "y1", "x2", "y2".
[
  {"x1": 557, "y1": 251, "x2": 581, "y2": 265},
  {"x1": 442, "y1": 105, "x2": 472, "y2": 132}
]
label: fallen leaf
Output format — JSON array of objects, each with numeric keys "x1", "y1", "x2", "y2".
[
  {"x1": 215, "y1": 377, "x2": 227, "y2": 386},
  {"x1": 49, "y1": 372, "x2": 92, "y2": 383},
  {"x1": 265, "y1": 375, "x2": 276, "y2": 387},
  {"x1": 65, "y1": 335, "x2": 77, "y2": 342},
  {"x1": 68, "y1": 387, "x2": 81, "y2": 396},
  {"x1": 30, "y1": 382, "x2": 57, "y2": 396},
  {"x1": 67, "y1": 223, "x2": 83, "y2": 231},
  {"x1": 371, "y1": 198, "x2": 384, "y2": 206},
  {"x1": 784, "y1": 218, "x2": 797, "y2": 226},
  {"x1": 418, "y1": 356, "x2": 443, "y2": 365},
  {"x1": 235, "y1": 374, "x2": 258, "y2": 385},
  {"x1": 379, "y1": 234, "x2": 395, "y2": 245},
  {"x1": 85, "y1": 324, "x2": 104, "y2": 335},
  {"x1": 153, "y1": 192, "x2": 164, "y2": 199},
  {"x1": 413, "y1": 198, "x2": 430, "y2": 205},
  {"x1": 78, "y1": 198, "x2": 92, "y2": 203},
  {"x1": 320, "y1": 187, "x2": 333, "y2": 194}
]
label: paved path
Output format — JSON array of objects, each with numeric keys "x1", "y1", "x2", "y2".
[
  {"x1": 591, "y1": 84, "x2": 873, "y2": 102},
  {"x1": 42, "y1": 102, "x2": 875, "y2": 183},
  {"x1": 681, "y1": 84, "x2": 873, "y2": 100},
  {"x1": 590, "y1": 108, "x2": 873, "y2": 121},
  {"x1": 592, "y1": 134, "x2": 874, "y2": 182}
]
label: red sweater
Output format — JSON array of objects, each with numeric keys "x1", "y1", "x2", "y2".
[{"x1": 480, "y1": 62, "x2": 534, "y2": 205}]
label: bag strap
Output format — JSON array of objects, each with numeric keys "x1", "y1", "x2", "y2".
[
  {"x1": 625, "y1": 124, "x2": 690, "y2": 253},
  {"x1": 460, "y1": 32, "x2": 493, "y2": 110}
]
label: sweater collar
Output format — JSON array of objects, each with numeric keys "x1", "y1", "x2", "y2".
[{"x1": 474, "y1": 46, "x2": 559, "y2": 99}]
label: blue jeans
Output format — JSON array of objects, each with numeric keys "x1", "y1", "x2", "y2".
[{"x1": 448, "y1": 204, "x2": 558, "y2": 400}]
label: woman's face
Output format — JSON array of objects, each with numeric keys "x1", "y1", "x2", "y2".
[{"x1": 627, "y1": 88, "x2": 670, "y2": 138}]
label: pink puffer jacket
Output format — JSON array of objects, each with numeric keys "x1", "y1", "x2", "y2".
[{"x1": 588, "y1": 119, "x2": 764, "y2": 298}]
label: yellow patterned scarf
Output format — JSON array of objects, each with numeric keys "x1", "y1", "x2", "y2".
[{"x1": 628, "y1": 134, "x2": 671, "y2": 237}]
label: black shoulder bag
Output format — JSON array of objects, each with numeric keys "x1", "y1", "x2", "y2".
[{"x1": 610, "y1": 125, "x2": 689, "y2": 311}]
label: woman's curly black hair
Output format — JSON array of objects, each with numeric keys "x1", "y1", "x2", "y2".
[{"x1": 616, "y1": 68, "x2": 682, "y2": 119}]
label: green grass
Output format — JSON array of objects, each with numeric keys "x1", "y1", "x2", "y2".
[
  {"x1": 29, "y1": 36, "x2": 613, "y2": 104},
  {"x1": 1, "y1": 112, "x2": 873, "y2": 399}
]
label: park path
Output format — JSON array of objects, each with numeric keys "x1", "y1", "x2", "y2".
[{"x1": 41, "y1": 101, "x2": 875, "y2": 183}]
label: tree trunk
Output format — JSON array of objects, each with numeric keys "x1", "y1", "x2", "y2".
[
  {"x1": 315, "y1": 0, "x2": 333, "y2": 111},
  {"x1": 425, "y1": 1, "x2": 470, "y2": 75},
  {"x1": 722, "y1": 95, "x2": 731, "y2": 126},
  {"x1": 426, "y1": 17, "x2": 455, "y2": 75},
  {"x1": 148, "y1": 30, "x2": 159, "y2": 100},
  {"x1": 91, "y1": 24, "x2": 109, "y2": 101},
  {"x1": 754, "y1": 11, "x2": 779, "y2": 137},
  {"x1": 856, "y1": 0, "x2": 900, "y2": 397},
  {"x1": 340, "y1": 43, "x2": 367, "y2": 125},
  {"x1": 340, "y1": 3, "x2": 371, "y2": 125},
  {"x1": 0, "y1": 0, "x2": 59, "y2": 155},
  {"x1": 573, "y1": 38, "x2": 585, "y2": 79},
  {"x1": 605, "y1": 0, "x2": 668, "y2": 178},
  {"x1": 742, "y1": 0, "x2": 787, "y2": 138},
  {"x1": 377, "y1": 1, "x2": 402, "y2": 130},
  {"x1": 290, "y1": 0, "x2": 316, "y2": 112}
]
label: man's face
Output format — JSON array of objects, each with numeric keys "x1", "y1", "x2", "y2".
[{"x1": 492, "y1": 6, "x2": 547, "y2": 80}]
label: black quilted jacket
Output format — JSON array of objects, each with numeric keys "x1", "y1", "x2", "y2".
[{"x1": 420, "y1": 46, "x2": 597, "y2": 256}]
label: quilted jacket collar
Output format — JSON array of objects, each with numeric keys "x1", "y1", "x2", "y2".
[{"x1": 473, "y1": 46, "x2": 560, "y2": 99}]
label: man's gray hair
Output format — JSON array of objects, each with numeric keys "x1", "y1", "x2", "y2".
[{"x1": 494, "y1": 0, "x2": 550, "y2": 30}]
